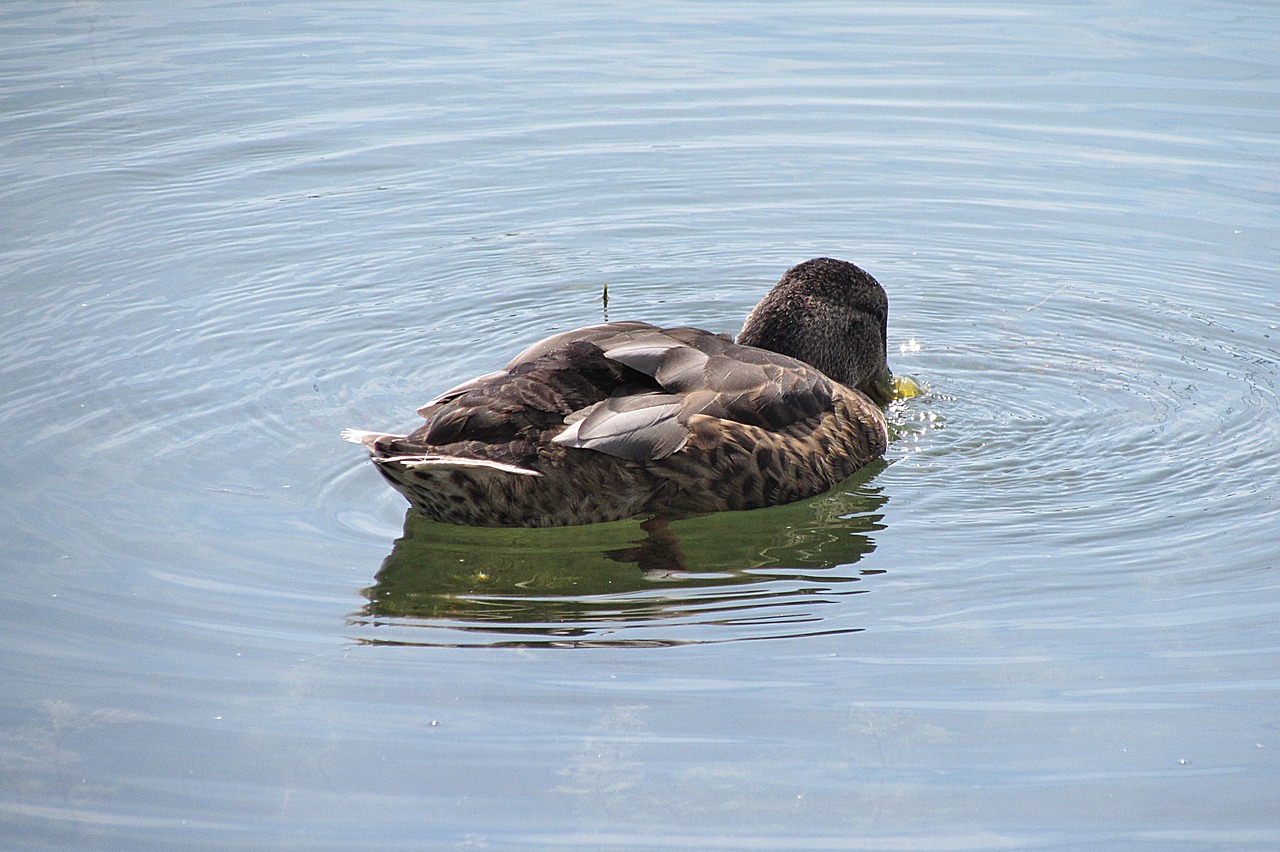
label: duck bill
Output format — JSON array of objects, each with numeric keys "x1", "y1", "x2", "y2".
[{"x1": 862, "y1": 365, "x2": 896, "y2": 406}]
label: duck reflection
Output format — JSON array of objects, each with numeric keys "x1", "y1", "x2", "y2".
[{"x1": 352, "y1": 464, "x2": 890, "y2": 647}]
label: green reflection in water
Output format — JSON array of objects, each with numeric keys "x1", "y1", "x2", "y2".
[{"x1": 352, "y1": 462, "x2": 891, "y2": 647}]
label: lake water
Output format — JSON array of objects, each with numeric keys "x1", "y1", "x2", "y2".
[{"x1": 2, "y1": 1, "x2": 1278, "y2": 848}]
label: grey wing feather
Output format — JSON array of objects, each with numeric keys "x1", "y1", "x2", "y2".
[
  {"x1": 559, "y1": 325, "x2": 837, "y2": 459},
  {"x1": 596, "y1": 329, "x2": 717, "y2": 391},
  {"x1": 417, "y1": 370, "x2": 508, "y2": 415},
  {"x1": 417, "y1": 322, "x2": 659, "y2": 417},
  {"x1": 552, "y1": 393, "x2": 689, "y2": 461},
  {"x1": 504, "y1": 321, "x2": 656, "y2": 368}
]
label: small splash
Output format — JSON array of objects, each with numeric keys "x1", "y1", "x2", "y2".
[{"x1": 884, "y1": 369, "x2": 941, "y2": 457}]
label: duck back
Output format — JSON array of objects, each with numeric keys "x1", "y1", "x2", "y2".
[{"x1": 345, "y1": 319, "x2": 888, "y2": 527}]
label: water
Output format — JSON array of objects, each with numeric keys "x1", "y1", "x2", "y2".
[{"x1": 2, "y1": 1, "x2": 1278, "y2": 847}]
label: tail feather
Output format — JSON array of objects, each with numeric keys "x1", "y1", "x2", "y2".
[
  {"x1": 342, "y1": 428, "x2": 540, "y2": 477},
  {"x1": 341, "y1": 428, "x2": 396, "y2": 448},
  {"x1": 391, "y1": 455, "x2": 541, "y2": 477}
]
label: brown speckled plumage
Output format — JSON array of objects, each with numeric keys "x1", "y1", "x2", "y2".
[{"x1": 344, "y1": 258, "x2": 897, "y2": 527}]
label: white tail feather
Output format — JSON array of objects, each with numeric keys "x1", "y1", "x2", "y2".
[
  {"x1": 343, "y1": 429, "x2": 540, "y2": 476},
  {"x1": 384, "y1": 454, "x2": 542, "y2": 477},
  {"x1": 341, "y1": 428, "x2": 396, "y2": 447}
]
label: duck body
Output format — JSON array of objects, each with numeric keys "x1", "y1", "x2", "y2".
[{"x1": 345, "y1": 258, "x2": 896, "y2": 528}]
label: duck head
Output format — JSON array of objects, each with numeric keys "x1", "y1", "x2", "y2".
[{"x1": 737, "y1": 257, "x2": 895, "y2": 405}]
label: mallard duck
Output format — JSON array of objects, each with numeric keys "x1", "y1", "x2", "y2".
[{"x1": 344, "y1": 257, "x2": 904, "y2": 527}]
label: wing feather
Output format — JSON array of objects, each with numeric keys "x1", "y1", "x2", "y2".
[{"x1": 553, "y1": 393, "x2": 688, "y2": 461}]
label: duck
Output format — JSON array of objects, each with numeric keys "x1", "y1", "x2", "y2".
[{"x1": 344, "y1": 257, "x2": 908, "y2": 528}]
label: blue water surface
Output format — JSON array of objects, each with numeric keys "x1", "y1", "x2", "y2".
[{"x1": 1, "y1": 1, "x2": 1278, "y2": 848}]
